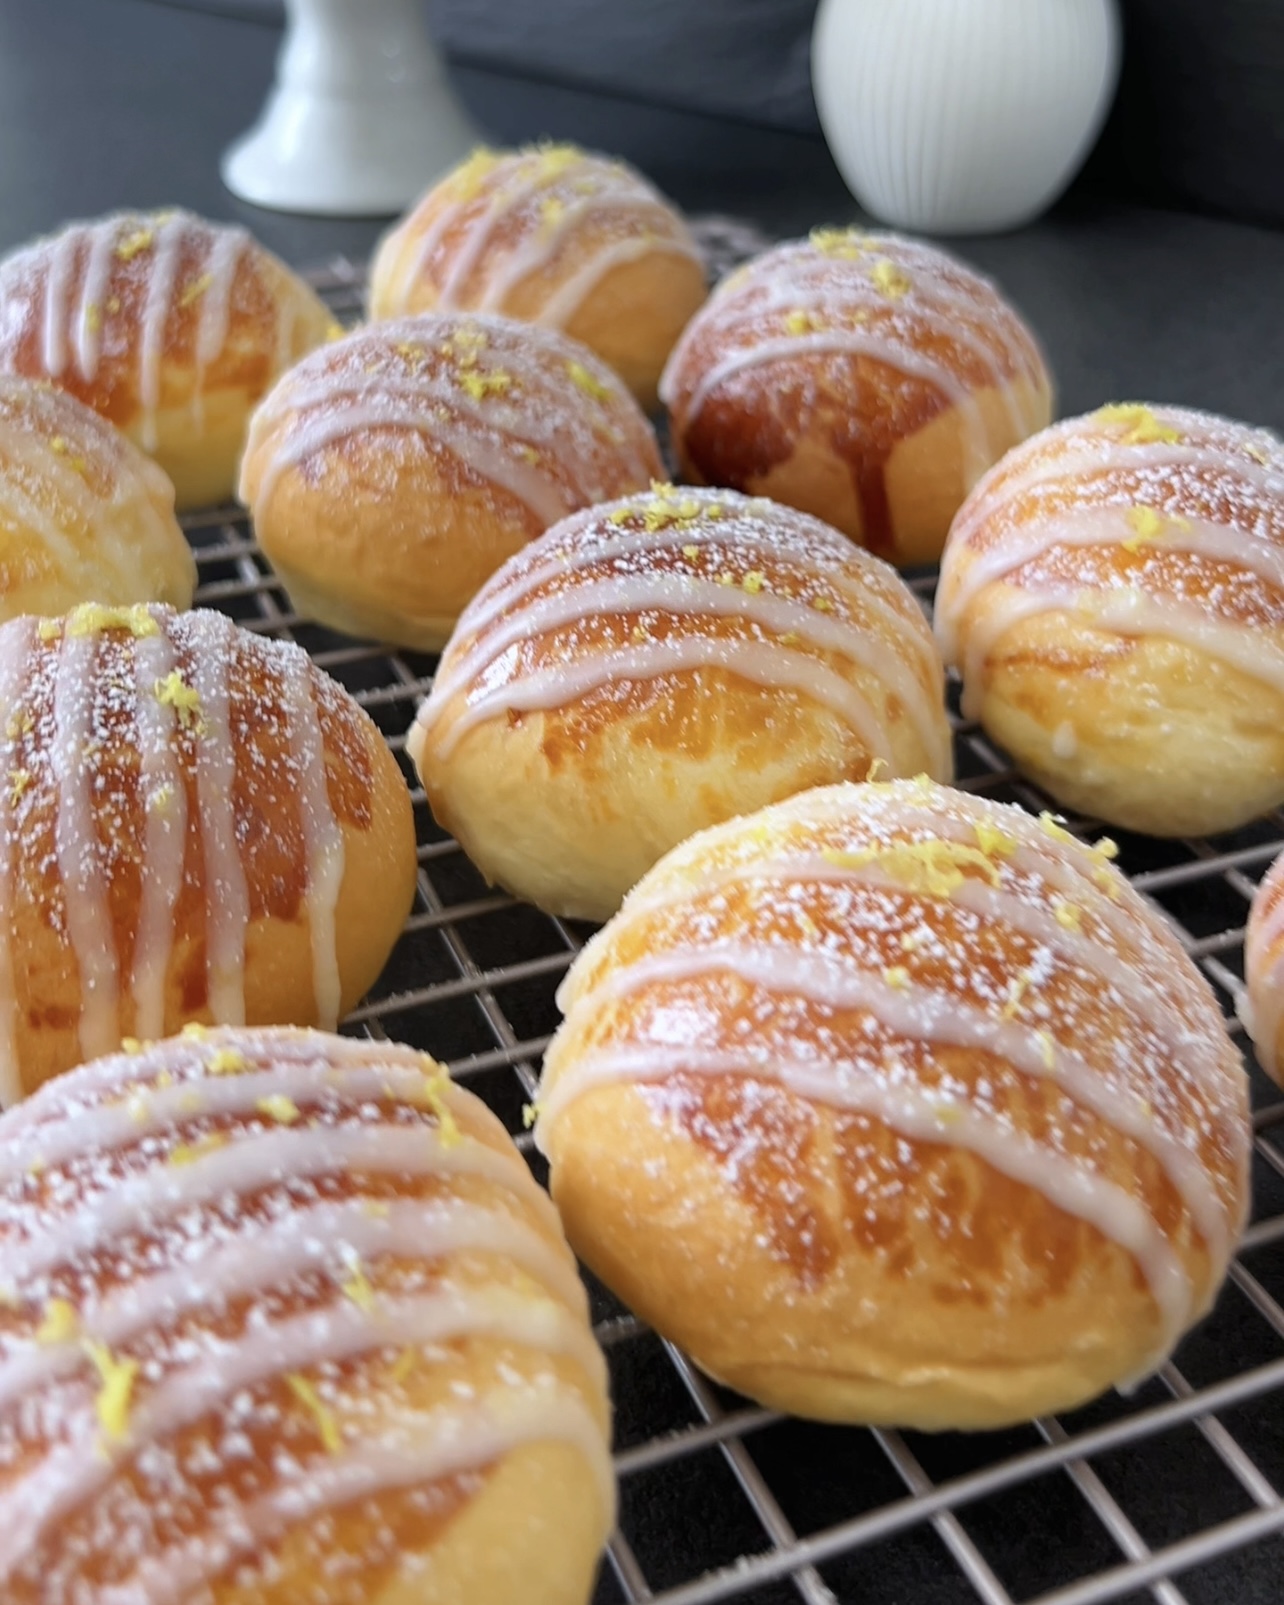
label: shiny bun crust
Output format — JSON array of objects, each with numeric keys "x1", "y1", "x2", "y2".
[
  {"x1": 536, "y1": 779, "x2": 1249, "y2": 1429},
  {"x1": 1245, "y1": 849, "x2": 1284, "y2": 1087},
  {"x1": 660, "y1": 228, "x2": 1052, "y2": 566},
  {"x1": 0, "y1": 1027, "x2": 614, "y2": 1603},
  {"x1": 239, "y1": 313, "x2": 664, "y2": 651},
  {"x1": 369, "y1": 143, "x2": 707, "y2": 409},
  {"x1": 0, "y1": 375, "x2": 194, "y2": 620},
  {"x1": 0, "y1": 209, "x2": 336, "y2": 509},
  {"x1": 936, "y1": 404, "x2": 1284, "y2": 837},
  {"x1": 0, "y1": 604, "x2": 416, "y2": 1101},
  {"x1": 410, "y1": 486, "x2": 953, "y2": 921}
]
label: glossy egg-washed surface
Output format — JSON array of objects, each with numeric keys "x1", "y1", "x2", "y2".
[
  {"x1": 241, "y1": 313, "x2": 662, "y2": 538},
  {"x1": 0, "y1": 209, "x2": 332, "y2": 452},
  {"x1": 935, "y1": 403, "x2": 1284, "y2": 717},
  {"x1": 415, "y1": 483, "x2": 951, "y2": 778},
  {"x1": 0, "y1": 374, "x2": 194, "y2": 618},
  {"x1": 370, "y1": 143, "x2": 703, "y2": 329},
  {"x1": 659, "y1": 229, "x2": 1050, "y2": 557},
  {"x1": 0, "y1": 1027, "x2": 613, "y2": 1603},
  {"x1": 0, "y1": 604, "x2": 398, "y2": 1102},
  {"x1": 538, "y1": 781, "x2": 1249, "y2": 1382}
]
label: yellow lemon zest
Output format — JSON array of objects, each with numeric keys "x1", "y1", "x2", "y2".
[
  {"x1": 871, "y1": 258, "x2": 912, "y2": 299},
  {"x1": 1035, "y1": 1029, "x2": 1057, "y2": 1070},
  {"x1": 822, "y1": 839, "x2": 1001, "y2": 898},
  {"x1": 1095, "y1": 403, "x2": 1181, "y2": 446},
  {"x1": 340, "y1": 1257, "x2": 376, "y2": 1312},
  {"x1": 1038, "y1": 811, "x2": 1078, "y2": 848},
  {"x1": 811, "y1": 595, "x2": 833, "y2": 612},
  {"x1": 810, "y1": 226, "x2": 866, "y2": 259},
  {"x1": 84, "y1": 1339, "x2": 139, "y2": 1445},
  {"x1": 882, "y1": 965, "x2": 911, "y2": 991},
  {"x1": 566, "y1": 360, "x2": 614, "y2": 403},
  {"x1": 1000, "y1": 970, "x2": 1033, "y2": 1021},
  {"x1": 35, "y1": 1298, "x2": 78, "y2": 1346},
  {"x1": 147, "y1": 782, "x2": 175, "y2": 815},
  {"x1": 207, "y1": 1047, "x2": 249, "y2": 1075},
  {"x1": 458, "y1": 368, "x2": 512, "y2": 401},
  {"x1": 180, "y1": 1022, "x2": 209, "y2": 1041},
  {"x1": 179, "y1": 272, "x2": 213, "y2": 308},
  {"x1": 449, "y1": 147, "x2": 502, "y2": 201},
  {"x1": 681, "y1": 544, "x2": 700, "y2": 560},
  {"x1": 389, "y1": 1348, "x2": 418, "y2": 1385},
  {"x1": 742, "y1": 570, "x2": 765, "y2": 594},
  {"x1": 1054, "y1": 900, "x2": 1083, "y2": 933},
  {"x1": 974, "y1": 819, "x2": 1017, "y2": 859},
  {"x1": 67, "y1": 603, "x2": 159, "y2": 639},
  {"x1": 285, "y1": 1373, "x2": 342, "y2": 1454},
  {"x1": 1122, "y1": 504, "x2": 1165, "y2": 552},
  {"x1": 115, "y1": 226, "x2": 155, "y2": 261},
  {"x1": 153, "y1": 670, "x2": 204, "y2": 731},
  {"x1": 169, "y1": 1133, "x2": 228, "y2": 1168},
  {"x1": 8, "y1": 768, "x2": 31, "y2": 805},
  {"x1": 783, "y1": 308, "x2": 825, "y2": 336},
  {"x1": 414, "y1": 1060, "x2": 462, "y2": 1148},
  {"x1": 257, "y1": 1094, "x2": 301, "y2": 1126},
  {"x1": 521, "y1": 1100, "x2": 540, "y2": 1130}
]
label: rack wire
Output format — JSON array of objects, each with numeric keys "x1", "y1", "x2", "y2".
[{"x1": 190, "y1": 252, "x2": 1284, "y2": 1605}]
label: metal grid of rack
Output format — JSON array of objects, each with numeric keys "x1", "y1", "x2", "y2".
[{"x1": 189, "y1": 254, "x2": 1284, "y2": 1605}]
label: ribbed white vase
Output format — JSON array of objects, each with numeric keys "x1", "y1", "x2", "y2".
[{"x1": 811, "y1": 0, "x2": 1121, "y2": 234}]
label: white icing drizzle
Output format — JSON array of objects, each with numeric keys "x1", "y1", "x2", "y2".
[
  {"x1": 532, "y1": 236, "x2": 697, "y2": 329},
  {"x1": 0, "y1": 1197, "x2": 583, "y2": 1416},
  {"x1": 280, "y1": 649, "x2": 345, "y2": 1030},
  {"x1": 0, "y1": 1288, "x2": 602, "y2": 1585},
  {"x1": 539, "y1": 1039, "x2": 1190, "y2": 1371},
  {"x1": 0, "y1": 618, "x2": 33, "y2": 1104},
  {"x1": 129, "y1": 631, "x2": 187, "y2": 1042},
  {"x1": 958, "y1": 582, "x2": 1284, "y2": 721},
  {"x1": 554, "y1": 939, "x2": 1226, "y2": 1263},
  {"x1": 0, "y1": 1123, "x2": 535, "y2": 1290},
  {"x1": 252, "y1": 382, "x2": 572, "y2": 528},
  {"x1": 104, "y1": 1393, "x2": 611, "y2": 1605},
  {"x1": 395, "y1": 147, "x2": 700, "y2": 335},
  {"x1": 135, "y1": 215, "x2": 187, "y2": 452},
  {"x1": 432, "y1": 633, "x2": 899, "y2": 764},
  {"x1": 245, "y1": 316, "x2": 658, "y2": 528},
  {"x1": 424, "y1": 571, "x2": 944, "y2": 770},
  {"x1": 620, "y1": 846, "x2": 1236, "y2": 1132},
  {"x1": 73, "y1": 223, "x2": 116, "y2": 383},
  {"x1": 52, "y1": 630, "x2": 121, "y2": 1060},
  {"x1": 40, "y1": 228, "x2": 77, "y2": 377},
  {"x1": 183, "y1": 613, "x2": 250, "y2": 1026},
  {"x1": 194, "y1": 224, "x2": 248, "y2": 369},
  {"x1": 661, "y1": 233, "x2": 1044, "y2": 449},
  {"x1": 0, "y1": 1030, "x2": 610, "y2": 1597}
]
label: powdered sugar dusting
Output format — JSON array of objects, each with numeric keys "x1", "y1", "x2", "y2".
[
  {"x1": 414, "y1": 485, "x2": 950, "y2": 776},
  {"x1": 538, "y1": 779, "x2": 1250, "y2": 1374},
  {"x1": 0, "y1": 1026, "x2": 611, "y2": 1601},
  {"x1": 937, "y1": 403, "x2": 1284, "y2": 677},
  {"x1": 241, "y1": 312, "x2": 662, "y2": 530},
  {"x1": 0, "y1": 604, "x2": 371, "y2": 1097}
]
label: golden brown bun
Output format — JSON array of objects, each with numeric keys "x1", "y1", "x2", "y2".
[
  {"x1": 0, "y1": 374, "x2": 194, "y2": 619},
  {"x1": 369, "y1": 144, "x2": 707, "y2": 409},
  {"x1": 536, "y1": 779, "x2": 1250, "y2": 1429},
  {"x1": 240, "y1": 313, "x2": 663, "y2": 651},
  {"x1": 660, "y1": 229, "x2": 1053, "y2": 566},
  {"x1": 936, "y1": 404, "x2": 1284, "y2": 837},
  {"x1": 0, "y1": 209, "x2": 337, "y2": 509},
  {"x1": 0, "y1": 1027, "x2": 614, "y2": 1602},
  {"x1": 411, "y1": 486, "x2": 953, "y2": 921},
  {"x1": 0, "y1": 604, "x2": 416, "y2": 1101},
  {"x1": 1244, "y1": 849, "x2": 1284, "y2": 1086}
]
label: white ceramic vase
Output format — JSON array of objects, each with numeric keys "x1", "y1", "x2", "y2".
[
  {"x1": 811, "y1": 0, "x2": 1121, "y2": 234},
  {"x1": 222, "y1": 0, "x2": 479, "y2": 216}
]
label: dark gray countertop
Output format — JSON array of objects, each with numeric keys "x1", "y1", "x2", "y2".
[{"x1": 2, "y1": 0, "x2": 1281, "y2": 433}]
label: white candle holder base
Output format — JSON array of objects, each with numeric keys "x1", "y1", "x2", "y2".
[{"x1": 222, "y1": 0, "x2": 480, "y2": 217}]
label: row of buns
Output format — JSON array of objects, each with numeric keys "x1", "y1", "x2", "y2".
[{"x1": 0, "y1": 141, "x2": 1280, "y2": 1604}]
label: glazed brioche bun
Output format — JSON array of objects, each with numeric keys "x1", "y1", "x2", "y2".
[
  {"x1": 660, "y1": 227, "x2": 1052, "y2": 566},
  {"x1": 410, "y1": 485, "x2": 952, "y2": 921},
  {"x1": 0, "y1": 603, "x2": 416, "y2": 1101},
  {"x1": 369, "y1": 143, "x2": 707, "y2": 409},
  {"x1": 536, "y1": 779, "x2": 1250, "y2": 1429},
  {"x1": 239, "y1": 313, "x2": 663, "y2": 651},
  {"x1": 0, "y1": 208, "x2": 336, "y2": 509},
  {"x1": 936, "y1": 403, "x2": 1284, "y2": 837},
  {"x1": 0, "y1": 373, "x2": 194, "y2": 619},
  {"x1": 0, "y1": 1027, "x2": 614, "y2": 1603}
]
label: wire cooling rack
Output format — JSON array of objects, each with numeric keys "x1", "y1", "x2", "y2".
[{"x1": 188, "y1": 253, "x2": 1284, "y2": 1605}]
